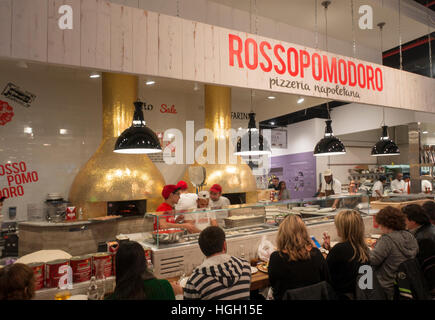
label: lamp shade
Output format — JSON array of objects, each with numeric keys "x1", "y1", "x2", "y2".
[
  {"x1": 314, "y1": 120, "x2": 346, "y2": 157},
  {"x1": 234, "y1": 113, "x2": 271, "y2": 156},
  {"x1": 371, "y1": 126, "x2": 400, "y2": 156},
  {"x1": 114, "y1": 101, "x2": 162, "y2": 154}
]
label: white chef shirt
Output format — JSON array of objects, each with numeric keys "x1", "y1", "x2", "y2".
[
  {"x1": 391, "y1": 179, "x2": 406, "y2": 193},
  {"x1": 185, "y1": 209, "x2": 216, "y2": 231},
  {"x1": 320, "y1": 178, "x2": 342, "y2": 195},
  {"x1": 372, "y1": 181, "x2": 384, "y2": 197},
  {"x1": 210, "y1": 196, "x2": 231, "y2": 209},
  {"x1": 422, "y1": 180, "x2": 432, "y2": 192},
  {"x1": 175, "y1": 193, "x2": 198, "y2": 211}
]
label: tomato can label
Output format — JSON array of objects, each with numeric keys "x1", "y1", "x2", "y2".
[
  {"x1": 92, "y1": 253, "x2": 113, "y2": 278},
  {"x1": 28, "y1": 262, "x2": 45, "y2": 291},
  {"x1": 45, "y1": 259, "x2": 69, "y2": 289},
  {"x1": 70, "y1": 255, "x2": 92, "y2": 283}
]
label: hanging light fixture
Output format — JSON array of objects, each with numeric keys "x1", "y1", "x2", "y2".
[
  {"x1": 314, "y1": 2, "x2": 345, "y2": 157},
  {"x1": 370, "y1": 22, "x2": 400, "y2": 157},
  {"x1": 371, "y1": 109, "x2": 400, "y2": 157},
  {"x1": 114, "y1": 100, "x2": 162, "y2": 154},
  {"x1": 314, "y1": 105, "x2": 346, "y2": 157},
  {"x1": 234, "y1": 0, "x2": 271, "y2": 157},
  {"x1": 234, "y1": 107, "x2": 271, "y2": 156}
]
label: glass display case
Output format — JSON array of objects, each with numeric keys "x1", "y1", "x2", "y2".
[{"x1": 144, "y1": 193, "x2": 369, "y2": 248}]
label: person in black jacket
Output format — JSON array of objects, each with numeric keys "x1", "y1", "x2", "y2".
[
  {"x1": 402, "y1": 204, "x2": 435, "y2": 295},
  {"x1": 322, "y1": 210, "x2": 370, "y2": 299},
  {"x1": 422, "y1": 201, "x2": 435, "y2": 225},
  {"x1": 402, "y1": 204, "x2": 435, "y2": 245},
  {"x1": 268, "y1": 215, "x2": 330, "y2": 300}
]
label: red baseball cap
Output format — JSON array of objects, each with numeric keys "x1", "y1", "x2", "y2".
[
  {"x1": 176, "y1": 180, "x2": 188, "y2": 190},
  {"x1": 162, "y1": 185, "x2": 180, "y2": 200},
  {"x1": 210, "y1": 184, "x2": 222, "y2": 194}
]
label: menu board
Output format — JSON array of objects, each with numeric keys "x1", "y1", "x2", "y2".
[
  {"x1": 270, "y1": 152, "x2": 316, "y2": 199},
  {"x1": 271, "y1": 129, "x2": 287, "y2": 149}
]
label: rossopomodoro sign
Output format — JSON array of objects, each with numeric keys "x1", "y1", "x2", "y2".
[{"x1": 0, "y1": 0, "x2": 433, "y2": 111}]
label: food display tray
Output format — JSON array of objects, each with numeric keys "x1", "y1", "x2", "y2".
[{"x1": 224, "y1": 216, "x2": 266, "y2": 228}]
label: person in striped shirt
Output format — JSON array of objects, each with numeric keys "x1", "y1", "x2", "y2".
[{"x1": 183, "y1": 226, "x2": 252, "y2": 300}]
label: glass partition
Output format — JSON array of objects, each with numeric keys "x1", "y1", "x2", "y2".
[{"x1": 144, "y1": 193, "x2": 368, "y2": 248}]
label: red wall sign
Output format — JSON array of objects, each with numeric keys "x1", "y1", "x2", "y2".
[
  {"x1": 0, "y1": 100, "x2": 14, "y2": 126},
  {"x1": 228, "y1": 34, "x2": 384, "y2": 93},
  {"x1": 160, "y1": 104, "x2": 177, "y2": 114},
  {"x1": 0, "y1": 161, "x2": 39, "y2": 199}
]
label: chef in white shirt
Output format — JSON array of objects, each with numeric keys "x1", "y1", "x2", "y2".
[
  {"x1": 174, "y1": 180, "x2": 198, "y2": 211},
  {"x1": 403, "y1": 175, "x2": 411, "y2": 194},
  {"x1": 391, "y1": 172, "x2": 406, "y2": 193},
  {"x1": 421, "y1": 180, "x2": 432, "y2": 193},
  {"x1": 209, "y1": 184, "x2": 231, "y2": 209},
  {"x1": 372, "y1": 176, "x2": 387, "y2": 198},
  {"x1": 318, "y1": 169, "x2": 342, "y2": 209},
  {"x1": 184, "y1": 191, "x2": 218, "y2": 234}
]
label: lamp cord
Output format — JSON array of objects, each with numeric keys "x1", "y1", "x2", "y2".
[
  {"x1": 428, "y1": 0, "x2": 433, "y2": 78},
  {"x1": 351, "y1": 0, "x2": 356, "y2": 58},
  {"x1": 398, "y1": 0, "x2": 403, "y2": 70},
  {"x1": 323, "y1": 2, "x2": 330, "y2": 120},
  {"x1": 324, "y1": 3, "x2": 328, "y2": 51},
  {"x1": 315, "y1": 0, "x2": 318, "y2": 49}
]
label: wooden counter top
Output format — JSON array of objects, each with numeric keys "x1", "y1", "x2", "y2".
[{"x1": 167, "y1": 269, "x2": 270, "y2": 292}]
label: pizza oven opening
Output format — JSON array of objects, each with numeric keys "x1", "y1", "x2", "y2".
[{"x1": 107, "y1": 200, "x2": 147, "y2": 218}]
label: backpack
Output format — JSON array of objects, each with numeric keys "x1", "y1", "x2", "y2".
[
  {"x1": 384, "y1": 233, "x2": 432, "y2": 300},
  {"x1": 393, "y1": 257, "x2": 431, "y2": 300}
]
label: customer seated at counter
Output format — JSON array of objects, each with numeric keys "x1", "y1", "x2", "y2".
[
  {"x1": 268, "y1": 215, "x2": 330, "y2": 300},
  {"x1": 106, "y1": 241, "x2": 181, "y2": 300},
  {"x1": 402, "y1": 204, "x2": 435, "y2": 295},
  {"x1": 422, "y1": 201, "x2": 435, "y2": 225},
  {"x1": 0, "y1": 263, "x2": 35, "y2": 300},
  {"x1": 209, "y1": 184, "x2": 230, "y2": 209},
  {"x1": 372, "y1": 176, "x2": 387, "y2": 198},
  {"x1": 184, "y1": 191, "x2": 218, "y2": 234},
  {"x1": 183, "y1": 226, "x2": 252, "y2": 300},
  {"x1": 175, "y1": 180, "x2": 198, "y2": 211},
  {"x1": 370, "y1": 206, "x2": 419, "y2": 300},
  {"x1": 322, "y1": 210, "x2": 370, "y2": 300},
  {"x1": 155, "y1": 185, "x2": 197, "y2": 234}
]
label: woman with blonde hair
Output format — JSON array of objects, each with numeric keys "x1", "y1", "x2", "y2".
[
  {"x1": 322, "y1": 210, "x2": 370, "y2": 299},
  {"x1": 268, "y1": 215, "x2": 330, "y2": 300}
]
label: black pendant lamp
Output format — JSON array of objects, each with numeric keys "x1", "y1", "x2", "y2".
[
  {"x1": 371, "y1": 125, "x2": 400, "y2": 157},
  {"x1": 114, "y1": 100, "x2": 162, "y2": 154},
  {"x1": 314, "y1": 119, "x2": 346, "y2": 157},
  {"x1": 234, "y1": 112, "x2": 271, "y2": 156}
]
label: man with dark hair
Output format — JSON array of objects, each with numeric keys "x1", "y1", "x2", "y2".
[
  {"x1": 422, "y1": 201, "x2": 435, "y2": 225},
  {"x1": 402, "y1": 204, "x2": 435, "y2": 243},
  {"x1": 183, "y1": 226, "x2": 251, "y2": 300},
  {"x1": 268, "y1": 177, "x2": 280, "y2": 191},
  {"x1": 402, "y1": 204, "x2": 435, "y2": 297},
  {"x1": 154, "y1": 185, "x2": 196, "y2": 233}
]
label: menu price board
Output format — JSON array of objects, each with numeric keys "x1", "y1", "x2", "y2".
[{"x1": 271, "y1": 129, "x2": 287, "y2": 149}]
